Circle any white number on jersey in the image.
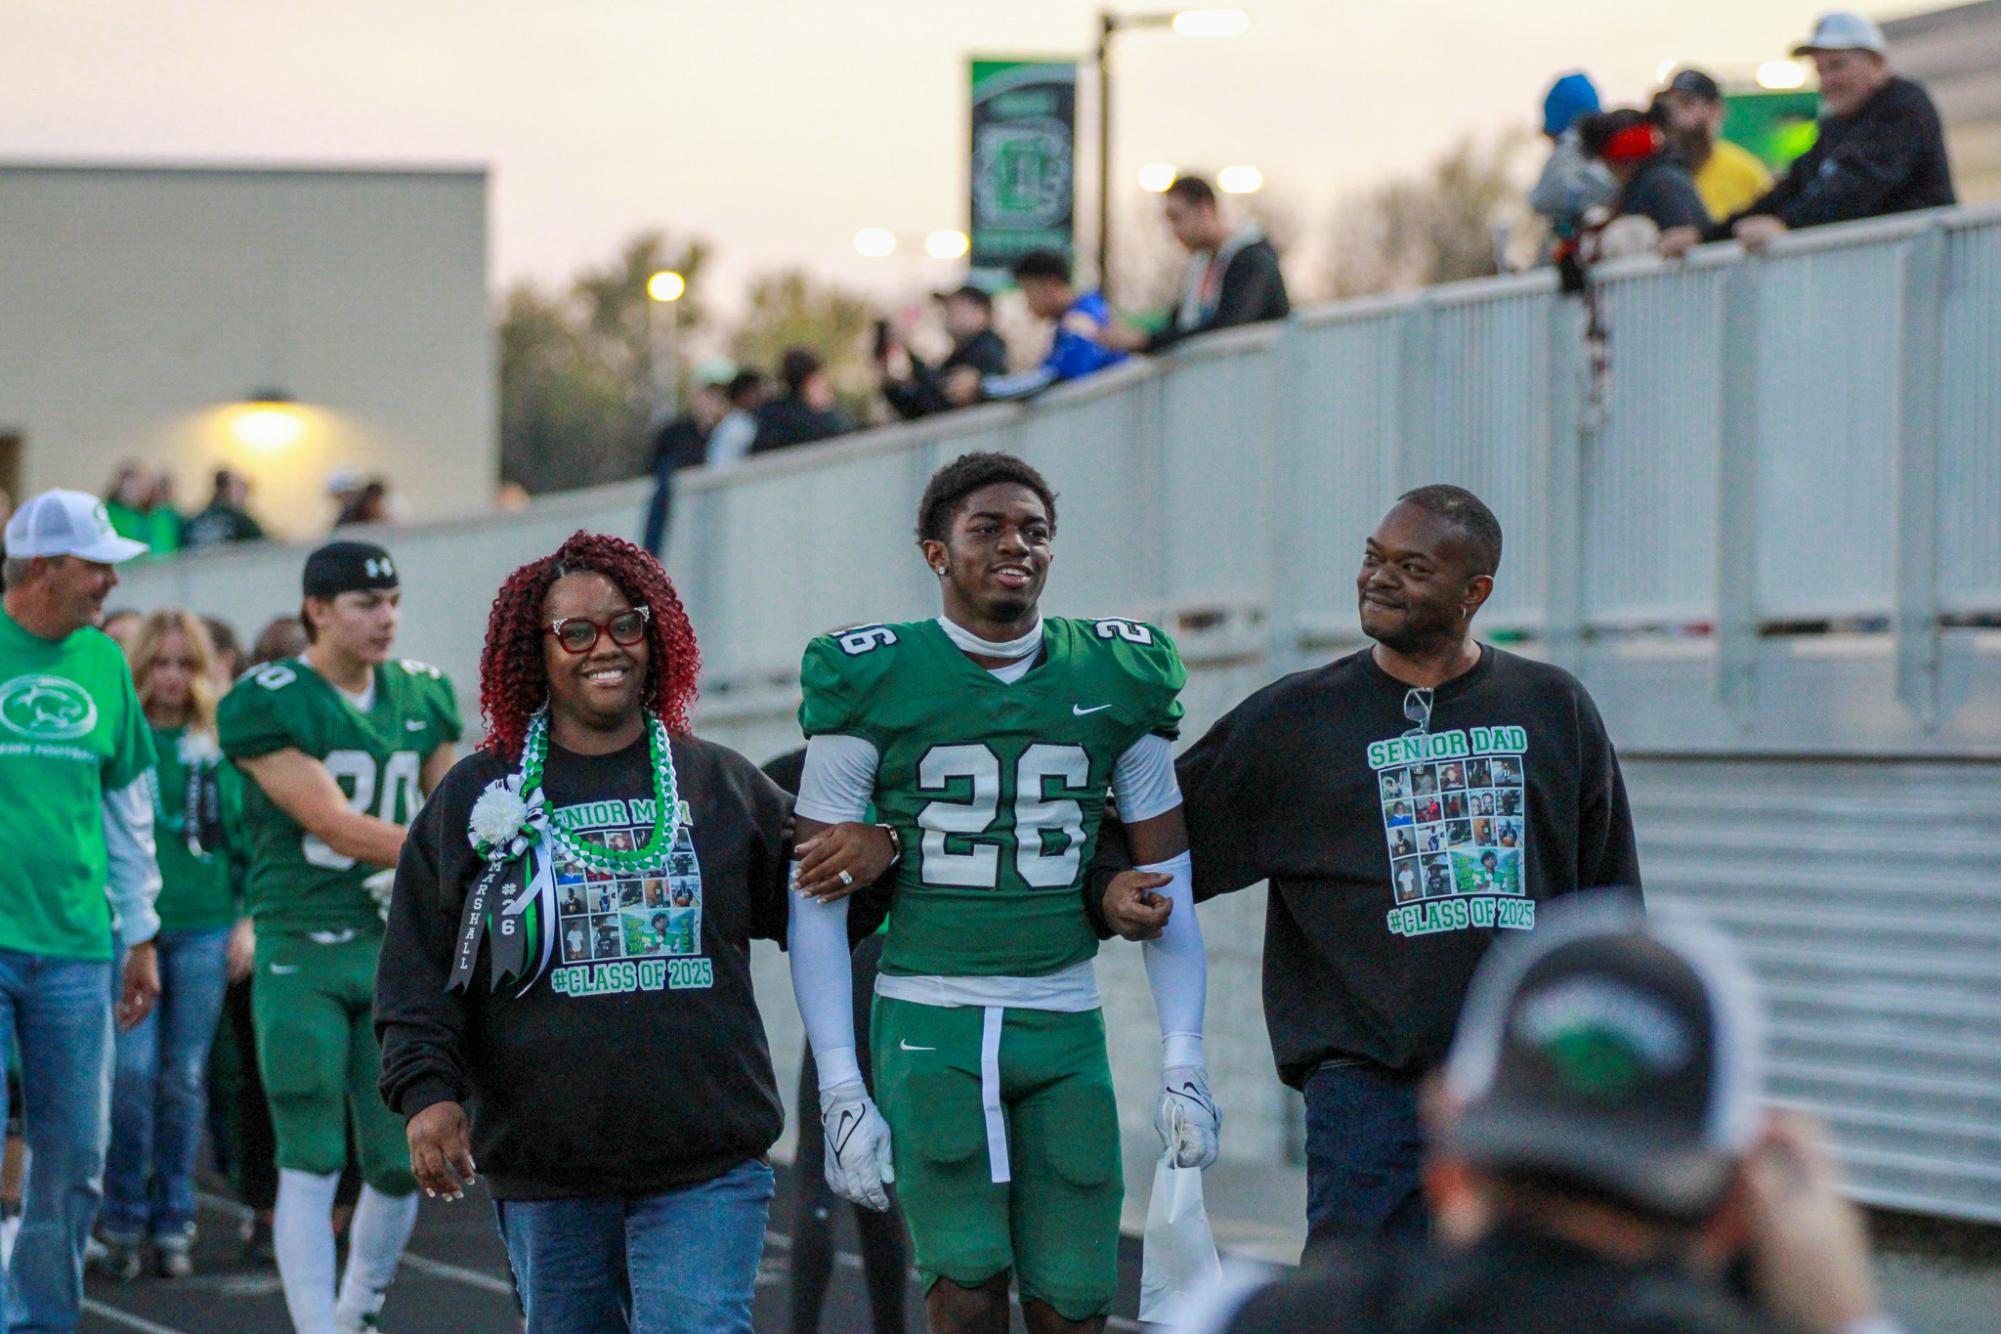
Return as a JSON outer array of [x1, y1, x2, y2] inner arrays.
[[1093, 618, 1154, 645], [400, 659, 444, 680], [837, 625, 899, 657], [914, 743, 1092, 890], [301, 748, 423, 870], [253, 663, 297, 690]]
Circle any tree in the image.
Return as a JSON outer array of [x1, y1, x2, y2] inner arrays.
[[1324, 135, 1537, 298], [498, 231, 711, 494], [726, 269, 877, 414]]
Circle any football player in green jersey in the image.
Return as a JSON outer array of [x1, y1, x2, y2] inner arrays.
[[217, 541, 460, 1334], [786, 453, 1219, 1333]]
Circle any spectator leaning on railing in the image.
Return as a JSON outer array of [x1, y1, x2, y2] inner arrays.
[[1530, 72, 1616, 250], [1577, 110, 1711, 258], [1668, 12, 1955, 258], [947, 250, 1126, 404], [1102, 174, 1290, 354], [1660, 69, 1774, 224], [878, 284, 1010, 420], [749, 349, 855, 456]]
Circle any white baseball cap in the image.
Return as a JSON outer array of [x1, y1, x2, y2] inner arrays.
[[4, 489, 150, 563], [1793, 12, 1888, 56]]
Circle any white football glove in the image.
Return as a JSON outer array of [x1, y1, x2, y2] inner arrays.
[[363, 868, 397, 922], [819, 1079, 896, 1212], [1156, 1065, 1221, 1169]]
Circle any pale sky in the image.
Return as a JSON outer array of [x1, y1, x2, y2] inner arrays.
[[3, 0, 1921, 307]]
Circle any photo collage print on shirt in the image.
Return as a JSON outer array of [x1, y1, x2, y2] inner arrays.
[[552, 805, 703, 968]]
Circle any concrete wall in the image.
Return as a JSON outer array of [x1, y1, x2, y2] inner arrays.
[[0, 163, 493, 538]]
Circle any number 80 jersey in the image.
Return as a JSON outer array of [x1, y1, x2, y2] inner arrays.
[[799, 617, 1184, 979], [219, 657, 462, 932]]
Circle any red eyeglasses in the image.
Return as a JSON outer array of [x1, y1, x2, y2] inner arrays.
[[545, 607, 651, 655]]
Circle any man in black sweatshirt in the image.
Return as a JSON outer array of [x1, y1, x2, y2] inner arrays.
[[1094, 485, 1640, 1257], [1103, 175, 1289, 354], [1682, 12, 1953, 255]]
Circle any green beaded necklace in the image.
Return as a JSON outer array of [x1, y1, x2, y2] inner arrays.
[[520, 708, 680, 875]]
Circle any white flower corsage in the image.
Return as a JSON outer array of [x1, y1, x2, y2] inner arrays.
[[468, 772, 547, 862], [177, 729, 222, 766]]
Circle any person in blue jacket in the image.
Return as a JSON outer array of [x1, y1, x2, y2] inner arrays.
[[947, 250, 1126, 403]]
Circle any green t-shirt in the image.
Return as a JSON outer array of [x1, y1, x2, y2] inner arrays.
[[799, 616, 1184, 978], [218, 655, 461, 932], [147, 723, 245, 931], [0, 606, 157, 960]]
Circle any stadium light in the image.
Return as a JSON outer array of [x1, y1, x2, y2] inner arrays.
[[1170, 8, 1252, 37], [646, 270, 686, 303], [1756, 59, 1808, 90], [1217, 165, 1263, 194], [230, 390, 305, 453], [925, 229, 971, 260], [1137, 162, 1178, 193], [853, 228, 898, 258], [1097, 8, 1251, 299]]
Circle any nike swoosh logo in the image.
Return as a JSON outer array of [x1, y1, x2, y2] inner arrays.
[[268, 963, 298, 975], [899, 1040, 936, 1052], [406, 720, 427, 731], [1072, 704, 1112, 716]]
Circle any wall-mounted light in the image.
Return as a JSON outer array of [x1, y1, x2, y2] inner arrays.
[[230, 389, 305, 452]]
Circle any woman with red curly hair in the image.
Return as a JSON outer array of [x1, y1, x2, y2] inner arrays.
[[374, 531, 797, 1334]]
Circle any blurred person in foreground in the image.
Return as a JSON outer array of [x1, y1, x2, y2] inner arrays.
[[0, 490, 161, 1331], [948, 251, 1127, 404], [1192, 905, 1899, 1334], [750, 349, 855, 456], [1530, 72, 1616, 252], [878, 286, 1010, 420], [96, 611, 249, 1281], [182, 469, 266, 551], [1659, 70, 1773, 226], [643, 372, 732, 557], [1577, 110, 1711, 257], [1103, 175, 1289, 354], [377, 531, 817, 1333], [1672, 13, 1954, 257]]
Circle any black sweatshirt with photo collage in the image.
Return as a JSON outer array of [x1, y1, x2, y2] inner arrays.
[[376, 731, 805, 1201], [1098, 643, 1641, 1088]]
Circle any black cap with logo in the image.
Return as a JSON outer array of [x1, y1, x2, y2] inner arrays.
[[1443, 902, 1765, 1221], [302, 541, 400, 599]]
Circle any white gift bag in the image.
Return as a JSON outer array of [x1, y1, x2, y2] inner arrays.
[[1138, 1153, 1221, 1326]]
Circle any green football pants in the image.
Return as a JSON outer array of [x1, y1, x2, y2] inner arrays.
[[250, 926, 415, 1195], [871, 995, 1122, 1321]]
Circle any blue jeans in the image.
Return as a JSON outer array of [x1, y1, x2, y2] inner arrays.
[[100, 926, 232, 1242], [494, 1158, 773, 1334], [1302, 1059, 1429, 1257], [0, 948, 115, 1333]]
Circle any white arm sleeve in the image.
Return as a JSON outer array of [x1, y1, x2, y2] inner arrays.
[[102, 776, 162, 949], [787, 877, 862, 1090], [1110, 733, 1181, 823], [1140, 850, 1206, 1068], [794, 733, 881, 825]]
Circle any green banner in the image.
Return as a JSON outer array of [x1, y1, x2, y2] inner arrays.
[[1722, 90, 1821, 170], [968, 58, 1077, 287]]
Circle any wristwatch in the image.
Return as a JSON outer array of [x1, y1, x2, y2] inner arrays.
[[875, 822, 903, 865]]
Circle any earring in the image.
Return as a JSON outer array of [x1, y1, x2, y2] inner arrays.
[[933, 565, 945, 575]]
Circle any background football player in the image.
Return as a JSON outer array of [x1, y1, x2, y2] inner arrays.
[[218, 542, 459, 1334]]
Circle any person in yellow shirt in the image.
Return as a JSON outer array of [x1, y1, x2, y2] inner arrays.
[[1661, 69, 1774, 223]]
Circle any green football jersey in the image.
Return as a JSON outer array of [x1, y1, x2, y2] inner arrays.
[[218, 656, 462, 932], [799, 617, 1184, 978]]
